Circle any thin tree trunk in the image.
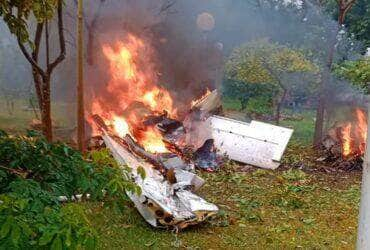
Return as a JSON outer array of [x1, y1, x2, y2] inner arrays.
[[31, 23, 44, 111], [16, 0, 65, 142], [43, 20, 53, 141], [313, 0, 357, 146], [41, 76, 52, 141], [77, 0, 86, 152], [32, 72, 43, 110]]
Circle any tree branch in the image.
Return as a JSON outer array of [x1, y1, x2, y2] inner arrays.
[[159, 0, 177, 15], [31, 23, 44, 105], [48, 0, 66, 74], [32, 23, 43, 62], [18, 39, 47, 79]]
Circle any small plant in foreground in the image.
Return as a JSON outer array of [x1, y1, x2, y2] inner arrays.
[[0, 131, 139, 249]]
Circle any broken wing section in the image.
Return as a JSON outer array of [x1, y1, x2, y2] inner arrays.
[[101, 131, 218, 229], [195, 116, 293, 169]]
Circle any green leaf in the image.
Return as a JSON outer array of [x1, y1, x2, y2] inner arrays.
[[0, 217, 12, 239], [137, 166, 146, 180], [63, 146, 69, 157], [51, 235, 63, 250], [39, 231, 56, 246], [11, 225, 21, 245], [85, 237, 96, 250], [65, 227, 72, 247]]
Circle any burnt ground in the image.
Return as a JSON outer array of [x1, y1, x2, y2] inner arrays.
[[85, 144, 361, 249]]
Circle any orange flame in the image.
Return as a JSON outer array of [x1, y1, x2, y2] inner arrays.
[[112, 116, 130, 138], [90, 34, 175, 153], [340, 108, 368, 158], [341, 123, 352, 157]]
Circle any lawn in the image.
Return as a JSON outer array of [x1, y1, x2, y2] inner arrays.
[[0, 98, 75, 134], [85, 162, 360, 249], [83, 98, 359, 248], [0, 97, 361, 249], [223, 97, 316, 145]]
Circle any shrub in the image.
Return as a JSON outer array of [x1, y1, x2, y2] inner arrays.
[[0, 131, 138, 249]]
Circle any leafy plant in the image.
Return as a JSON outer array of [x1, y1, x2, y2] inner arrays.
[[334, 58, 370, 93], [0, 131, 139, 248], [281, 169, 307, 182]]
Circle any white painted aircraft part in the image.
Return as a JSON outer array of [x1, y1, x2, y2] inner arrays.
[[206, 116, 293, 169]]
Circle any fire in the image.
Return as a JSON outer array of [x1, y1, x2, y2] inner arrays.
[[113, 116, 130, 138], [90, 33, 175, 153], [341, 123, 352, 157], [141, 126, 169, 153], [340, 108, 368, 158]]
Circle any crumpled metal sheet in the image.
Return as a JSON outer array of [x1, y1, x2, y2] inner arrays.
[[101, 131, 218, 229]]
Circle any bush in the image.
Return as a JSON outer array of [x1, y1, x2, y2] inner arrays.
[[0, 131, 138, 249], [222, 78, 276, 115]]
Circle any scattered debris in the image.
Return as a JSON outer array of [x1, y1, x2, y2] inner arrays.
[[321, 119, 365, 171], [193, 139, 219, 171], [93, 115, 218, 230]]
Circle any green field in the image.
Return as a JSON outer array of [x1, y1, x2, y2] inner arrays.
[[223, 97, 316, 145], [83, 99, 358, 249], [86, 165, 360, 249], [0, 98, 75, 136], [0, 97, 360, 249]]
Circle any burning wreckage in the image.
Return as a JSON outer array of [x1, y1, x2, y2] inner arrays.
[[321, 108, 368, 171], [88, 35, 293, 229], [90, 89, 294, 229]]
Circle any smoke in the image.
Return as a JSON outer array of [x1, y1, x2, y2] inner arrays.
[[0, 0, 366, 130], [80, 0, 364, 99]]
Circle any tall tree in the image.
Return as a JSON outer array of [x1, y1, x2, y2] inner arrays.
[[0, 0, 66, 141], [313, 0, 357, 146], [323, 0, 370, 49], [225, 40, 317, 124]]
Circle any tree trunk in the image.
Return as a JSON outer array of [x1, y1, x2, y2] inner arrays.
[[313, 21, 339, 145], [32, 71, 43, 110], [313, 0, 357, 146], [41, 76, 52, 141], [16, 0, 65, 142], [77, 0, 86, 152]]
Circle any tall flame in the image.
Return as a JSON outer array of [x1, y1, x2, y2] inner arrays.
[[340, 108, 368, 158], [90, 34, 175, 153], [341, 123, 352, 157]]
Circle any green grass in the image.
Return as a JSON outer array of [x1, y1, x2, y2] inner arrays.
[[0, 97, 358, 248], [0, 98, 75, 134], [280, 110, 316, 145], [85, 164, 360, 249], [223, 97, 243, 111], [223, 97, 316, 145]]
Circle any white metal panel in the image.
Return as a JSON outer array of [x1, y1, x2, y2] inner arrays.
[[249, 121, 294, 161], [207, 116, 293, 169]]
